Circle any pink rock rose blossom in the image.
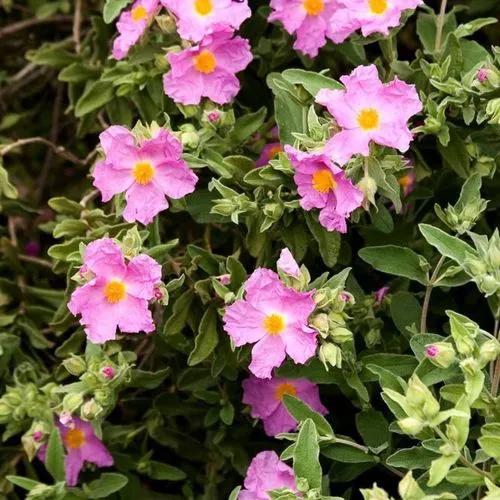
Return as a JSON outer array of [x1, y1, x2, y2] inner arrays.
[[256, 142, 283, 167], [330, 0, 422, 42], [239, 451, 297, 499], [242, 375, 327, 436], [374, 285, 390, 304], [269, 0, 341, 57], [92, 125, 198, 225], [39, 417, 113, 487], [161, 0, 251, 42], [223, 268, 317, 379], [286, 146, 363, 233], [277, 248, 301, 278], [163, 29, 252, 105], [112, 0, 160, 60], [316, 65, 422, 165], [68, 238, 162, 344]]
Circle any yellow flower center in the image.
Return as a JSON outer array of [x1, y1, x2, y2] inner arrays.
[[368, 0, 388, 15], [104, 280, 127, 304], [312, 169, 337, 193], [263, 313, 286, 336], [131, 5, 148, 22], [358, 108, 380, 130], [133, 161, 155, 185], [303, 0, 324, 15], [275, 382, 298, 401], [193, 50, 217, 74], [399, 175, 412, 189], [194, 0, 213, 16], [65, 428, 85, 449]]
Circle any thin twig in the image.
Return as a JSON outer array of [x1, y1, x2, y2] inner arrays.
[[434, 0, 448, 53], [0, 15, 73, 40], [73, 0, 83, 53], [18, 255, 53, 269], [0, 137, 85, 166], [420, 256, 446, 333], [79, 189, 99, 207]]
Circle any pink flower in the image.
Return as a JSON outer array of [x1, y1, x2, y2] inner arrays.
[[256, 142, 283, 167], [59, 411, 74, 427], [40, 418, 113, 487], [242, 375, 327, 436], [218, 274, 231, 285], [286, 146, 363, 233], [331, 0, 422, 41], [68, 238, 162, 344], [425, 344, 439, 358], [374, 286, 390, 304], [161, 0, 251, 42], [399, 168, 416, 197], [33, 431, 44, 442], [163, 29, 253, 105], [239, 451, 297, 499], [476, 67, 489, 83], [316, 65, 422, 165], [277, 248, 301, 278], [92, 125, 198, 225], [112, 0, 160, 60], [223, 268, 317, 379], [269, 0, 339, 57]]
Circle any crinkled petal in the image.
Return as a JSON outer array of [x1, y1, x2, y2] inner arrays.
[[249, 335, 286, 379], [83, 238, 126, 279], [64, 451, 84, 487], [242, 376, 281, 419], [277, 248, 300, 278], [282, 324, 317, 365], [125, 254, 162, 299], [153, 159, 198, 199], [223, 300, 266, 347], [117, 296, 155, 334], [92, 160, 133, 203], [123, 182, 168, 225]]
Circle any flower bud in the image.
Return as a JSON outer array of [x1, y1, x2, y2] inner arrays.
[[424, 342, 456, 369], [314, 289, 333, 309], [81, 399, 103, 420], [62, 392, 84, 414], [330, 326, 353, 344], [357, 176, 377, 208], [398, 417, 425, 435], [310, 313, 329, 336], [179, 125, 200, 149], [62, 356, 86, 376], [0, 401, 12, 422], [263, 202, 284, 220], [479, 339, 500, 365], [460, 357, 480, 376], [406, 375, 437, 412], [478, 274, 499, 297], [101, 365, 115, 380], [155, 14, 177, 34], [319, 343, 342, 370]]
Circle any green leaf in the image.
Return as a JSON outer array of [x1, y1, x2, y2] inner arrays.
[[188, 306, 219, 366], [103, 0, 132, 23], [359, 246, 429, 285], [45, 427, 65, 482], [145, 461, 186, 481], [0, 161, 18, 199], [228, 486, 241, 500], [6, 476, 40, 491], [428, 454, 460, 487], [293, 419, 322, 490], [390, 292, 422, 335], [129, 368, 170, 389], [282, 69, 342, 96], [386, 447, 439, 470], [282, 395, 334, 437], [85, 473, 129, 498], [355, 409, 390, 449], [75, 81, 115, 118], [454, 17, 497, 39], [229, 107, 266, 145], [446, 467, 484, 486], [419, 224, 475, 264], [305, 212, 341, 268], [322, 444, 375, 464]]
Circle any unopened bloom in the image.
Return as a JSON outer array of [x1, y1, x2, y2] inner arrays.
[[477, 67, 489, 83], [242, 375, 327, 436], [239, 451, 297, 499], [331, 0, 422, 41], [112, 0, 160, 60], [286, 146, 363, 233], [92, 126, 198, 225], [40, 418, 113, 486], [101, 366, 115, 380], [161, 0, 251, 42], [33, 430, 44, 442], [269, 0, 339, 57], [68, 238, 162, 344], [223, 268, 317, 378], [316, 65, 422, 165], [374, 286, 390, 304], [277, 248, 301, 278], [163, 29, 253, 105], [424, 342, 456, 369]]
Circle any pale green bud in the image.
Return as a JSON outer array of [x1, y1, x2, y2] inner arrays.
[[0, 401, 12, 422], [398, 417, 425, 435], [310, 313, 329, 336], [155, 14, 177, 34], [262, 202, 284, 221], [80, 399, 103, 420], [314, 289, 334, 309], [464, 257, 487, 276], [62, 392, 84, 413], [460, 357, 480, 376], [479, 339, 500, 365], [478, 274, 499, 296], [330, 326, 353, 344], [319, 343, 342, 370], [360, 484, 391, 500], [424, 342, 456, 369], [94, 388, 113, 406], [179, 124, 200, 149], [422, 397, 440, 420], [358, 176, 377, 208], [62, 356, 86, 376], [406, 375, 436, 408]]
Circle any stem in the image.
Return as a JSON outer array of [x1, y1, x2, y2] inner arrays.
[[0, 15, 73, 40], [0, 137, 85, 165], [333, 437, 369, 453], [492, 360, 500, 397], [18, 255, 53, 269], [420, 256, 446, 333], [152, 216, 161, 246], [434, 0, 448, 53], [79, 189, 99, 207], [73, 0, 83, 53]]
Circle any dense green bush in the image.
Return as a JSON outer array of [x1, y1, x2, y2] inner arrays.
[[0, 0, 499, 498]]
